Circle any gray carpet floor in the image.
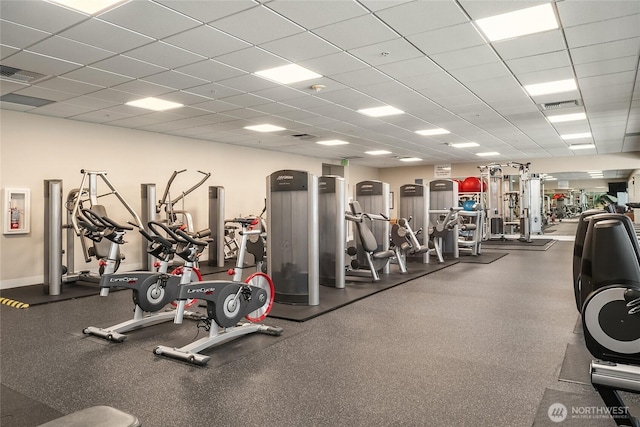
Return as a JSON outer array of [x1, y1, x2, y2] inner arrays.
[[2, 229, 629, 426]]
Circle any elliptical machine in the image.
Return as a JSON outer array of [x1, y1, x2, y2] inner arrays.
[[154, 217, 282, 365], [574, 210, 640, 426], [82, 214, 201, 342]]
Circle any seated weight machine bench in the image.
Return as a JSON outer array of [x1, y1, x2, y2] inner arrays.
[[345, 201, 400, 282]]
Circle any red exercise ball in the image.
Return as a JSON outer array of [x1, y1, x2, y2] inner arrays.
[[461, 177, 482, 192]]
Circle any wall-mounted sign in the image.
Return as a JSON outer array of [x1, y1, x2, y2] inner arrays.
[[434, 164, 451, 178]]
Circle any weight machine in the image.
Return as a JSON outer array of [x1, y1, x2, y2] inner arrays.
[[478, 162, 542, 242]]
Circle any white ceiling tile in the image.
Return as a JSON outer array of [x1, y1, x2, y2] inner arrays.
[[313, 15, 399, 50], [407, 23, 486, 55], [1, 44, 20, 60], [72, 109, 130, 123], [564, 15, 640, 48], [449, 61, 512, 83], [249, 102, 296, 115], [99, 1, 200, 39], [465, 76, 526, 101], [191, 99, 244, 113], [570, 37, 640, 65], [493, 30, 566, 60], [91, 55, 166, 79], [0, 20, 51, 49], [359, 1, 414, 12], [300, 52, 369, 77], [218, 74, 280, 92], [184, 82, 243, 99], [61, 67, 131, 87], [357, 80, 410, 100], [82, 89, 136, 105], [142, 70, 209, 91], [266, 0, 368, 29], [458, 0, 548, 20], [111, 80, 174, 97], [331, 68, 391, 88], [0, 78, 28, 95], [574, 56, 639, 78], [30, 101, 98, 118], [377, 57, 441, 80], [579, 70, 636, 88], [15, 85, 76, 102], [215, 47, 288, 73], [430, 44, 500, 70], [212, 6, 304, 45], [260, 32, 341, 62], [2, 50, 81, 76], [28, 36, 114, 65], [164, 25, 252, 58], [315, 88, 376, 110], [124, 42, 205, 69], [275, 109, 320, 122], [0, 0, 87, 33], [582, 82, 634, 104], [557, 1, 640, 27], [348, 38, 423, 66], [253, 85, 307, 102], [516, 66, 575, 86], [176, 60, 246, 83], [64, 95, 119, 109], [219, 93, 273, 108], [59, 18, 154, 53], [506, 50, 572, 75], [157, 0, 258, 23], [107, 115, 169, 129], [35, 77, 103, 94], [375, 0, 469, 36]]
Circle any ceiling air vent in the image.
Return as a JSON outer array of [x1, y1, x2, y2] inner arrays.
[[291, 133, 316, 140], [0, 93, 55, 107], [539, 99, 583, 110], [0, 65, 48, 83]]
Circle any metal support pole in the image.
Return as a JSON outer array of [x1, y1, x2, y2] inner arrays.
[[44, 180, 62, 295], [140, 184, 156, 271]]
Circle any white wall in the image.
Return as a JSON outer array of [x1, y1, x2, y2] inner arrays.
[[380, 153, 640, 214], [0, 110, 377, 288]]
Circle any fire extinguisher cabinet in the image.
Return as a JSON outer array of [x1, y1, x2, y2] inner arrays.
[[3, 188, 30, 234]]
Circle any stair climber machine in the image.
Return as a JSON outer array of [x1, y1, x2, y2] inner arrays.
[[44, 170, 144, 296], [82, 214, 202, 342], [574, 210, 640, 426], [154, 217, 283, 365]]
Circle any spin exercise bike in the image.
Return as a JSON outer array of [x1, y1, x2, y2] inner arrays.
[[82, 213, 201, 342], [154, 217, 282, 365]]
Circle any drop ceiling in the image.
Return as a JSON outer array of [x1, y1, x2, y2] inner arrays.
[[0, 0, 639, 168]]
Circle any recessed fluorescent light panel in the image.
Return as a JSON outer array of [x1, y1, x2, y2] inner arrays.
[[358, 106, 404, 117], [399, 157, 422, 162], [476, 152, 500, 157], [475, 3, 558, 42], [254, 64, 322, 84], [569, 143, 595, 150], [125, 97, 183, 111], [547, 112, 587, 123], [545, 177, 557, 181], [450, 142, 479, 148], [244, 124, 286, 132], [524, 79, 577, 96], [365, 150, 392, 155], [47, 0, 125, 14], [562, 132, 592, 140], [415, 128, 450, 136], [316, 140, 349, 146]]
